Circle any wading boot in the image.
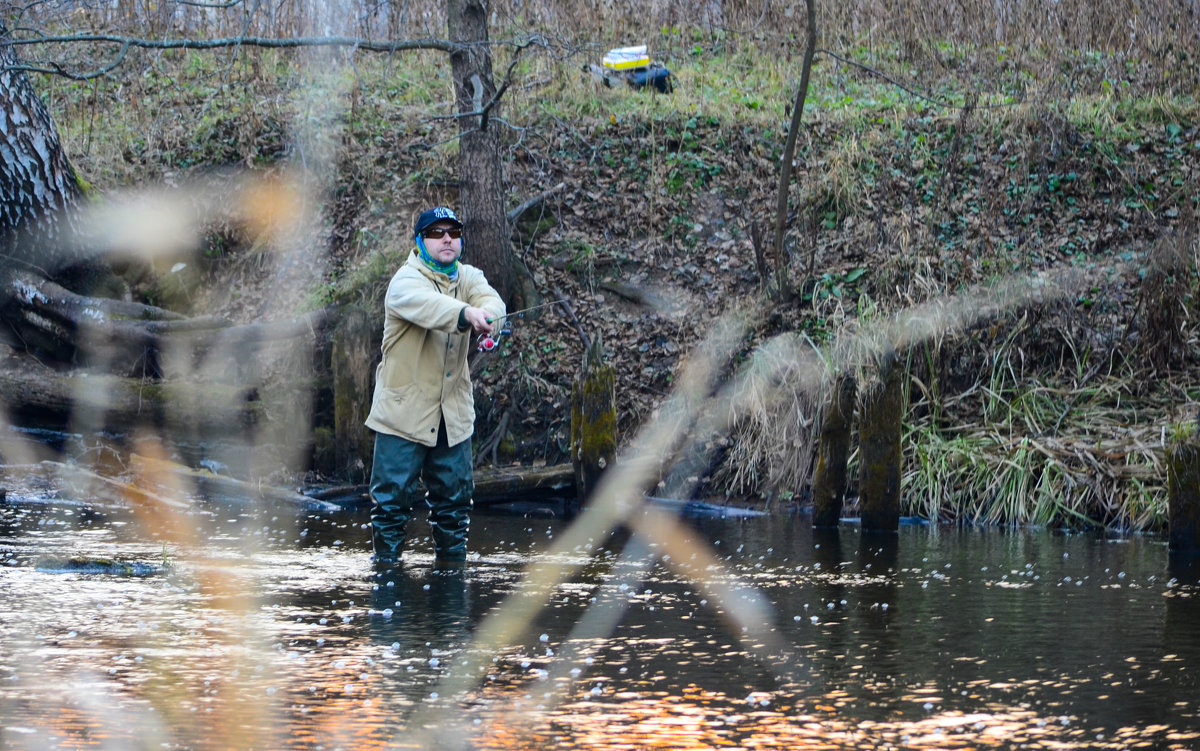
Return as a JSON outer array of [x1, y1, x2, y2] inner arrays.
[[425, 437, 474, 563], [369, 432, 424, 565], [430, 501, 470, 562], [369, 493, 412, 564], [370, 524, 405, 567]]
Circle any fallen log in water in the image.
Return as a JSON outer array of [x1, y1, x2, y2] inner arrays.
[[44, 459, 190, 510], [0, 307, 327, 439], [300, 462, 578, 509], [0, 355, 265, 436], [7, 457, 574, 514], [645, 496, 767, 518], [129, 453, 344, 512], [26, 458, 342, 513], [474, 462, 577, 504]]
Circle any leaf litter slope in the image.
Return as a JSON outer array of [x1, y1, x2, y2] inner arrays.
[[48, 54, 1200, 522]]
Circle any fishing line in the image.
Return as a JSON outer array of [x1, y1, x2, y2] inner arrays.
[[488, 300, 564, 322], [478, 300, 565, 351]]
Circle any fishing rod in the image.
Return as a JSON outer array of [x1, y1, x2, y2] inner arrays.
[[486, 300, 564, 323], [478, 300, 565, 351]]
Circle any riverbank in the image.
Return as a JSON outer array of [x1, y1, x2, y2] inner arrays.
[[26, 34, 1200, 530]]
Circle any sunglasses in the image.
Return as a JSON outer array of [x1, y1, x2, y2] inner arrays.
[[422, 227, 462, 240]]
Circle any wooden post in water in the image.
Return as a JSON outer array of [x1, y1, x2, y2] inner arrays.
[[1167, 432, 1200, 553], [812, 372, 856, 527], [330, 306, 375, 483], [571, 333, 616, 504], [858, 349, 904, 532]]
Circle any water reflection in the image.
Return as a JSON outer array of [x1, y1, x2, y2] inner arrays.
[[2, 481, 1199, 749]]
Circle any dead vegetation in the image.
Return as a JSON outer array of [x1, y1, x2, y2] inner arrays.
[[6, 0, 1200, 528]]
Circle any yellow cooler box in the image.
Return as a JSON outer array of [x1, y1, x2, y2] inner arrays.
[[603, 45, 651, 71]]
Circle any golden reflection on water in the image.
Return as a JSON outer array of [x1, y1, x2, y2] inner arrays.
[[11, 674, 1197, 751], [4, 547, 1199, 751], [459, 685, 1199, 751]]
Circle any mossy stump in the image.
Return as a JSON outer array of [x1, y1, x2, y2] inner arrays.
[[331, 306, 374, 483], [1167, 436, 1200, 553], [812, 372, 856, 528], [858, 350, 904, 532], [570, 334, 616, 503]]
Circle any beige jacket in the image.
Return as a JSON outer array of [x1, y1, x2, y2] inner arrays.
[[364, 251, 505, 447]]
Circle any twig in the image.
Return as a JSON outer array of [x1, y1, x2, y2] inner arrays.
[[551, 286, 590, 351]]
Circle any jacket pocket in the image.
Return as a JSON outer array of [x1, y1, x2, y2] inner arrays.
[[372, 384, 418, 425], [378, 384, 416, 406]]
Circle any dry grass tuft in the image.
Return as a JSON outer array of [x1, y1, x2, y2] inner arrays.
[[1135, 228, 1197, 374]]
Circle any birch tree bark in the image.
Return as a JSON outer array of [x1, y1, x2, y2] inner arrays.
[[0, 20, 87, 287]]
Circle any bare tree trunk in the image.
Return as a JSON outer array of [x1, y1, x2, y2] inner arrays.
[[331, 305, 376, 482], [0, 21, 87, 284], [446, 0, 515, 303], [768, 0, 817, 299]]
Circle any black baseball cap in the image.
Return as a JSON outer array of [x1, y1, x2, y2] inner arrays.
[[414, 207, 463, 238]]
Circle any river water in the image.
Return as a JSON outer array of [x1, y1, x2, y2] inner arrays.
[[2, 457, 1199, 750]]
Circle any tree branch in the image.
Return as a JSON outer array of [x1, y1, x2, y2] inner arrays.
[[816, 48, 948, 107], [19, 40, 132, 81], [507, 181, 565, 224], [816, 48, 1016, 111], [551, 287, 590, 351], [479, 36, 541, 131], [176, 0, 244, 7], [0, 34, 462, 79]]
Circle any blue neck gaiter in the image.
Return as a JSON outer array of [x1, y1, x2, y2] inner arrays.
[[416, 236, 459, 280]]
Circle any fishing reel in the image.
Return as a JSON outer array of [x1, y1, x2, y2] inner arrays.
[[475, 301, 560, 352], [476, 324, 512, 352]]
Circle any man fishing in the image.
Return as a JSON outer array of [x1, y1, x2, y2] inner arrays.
[[365, 207, 506, 565]]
